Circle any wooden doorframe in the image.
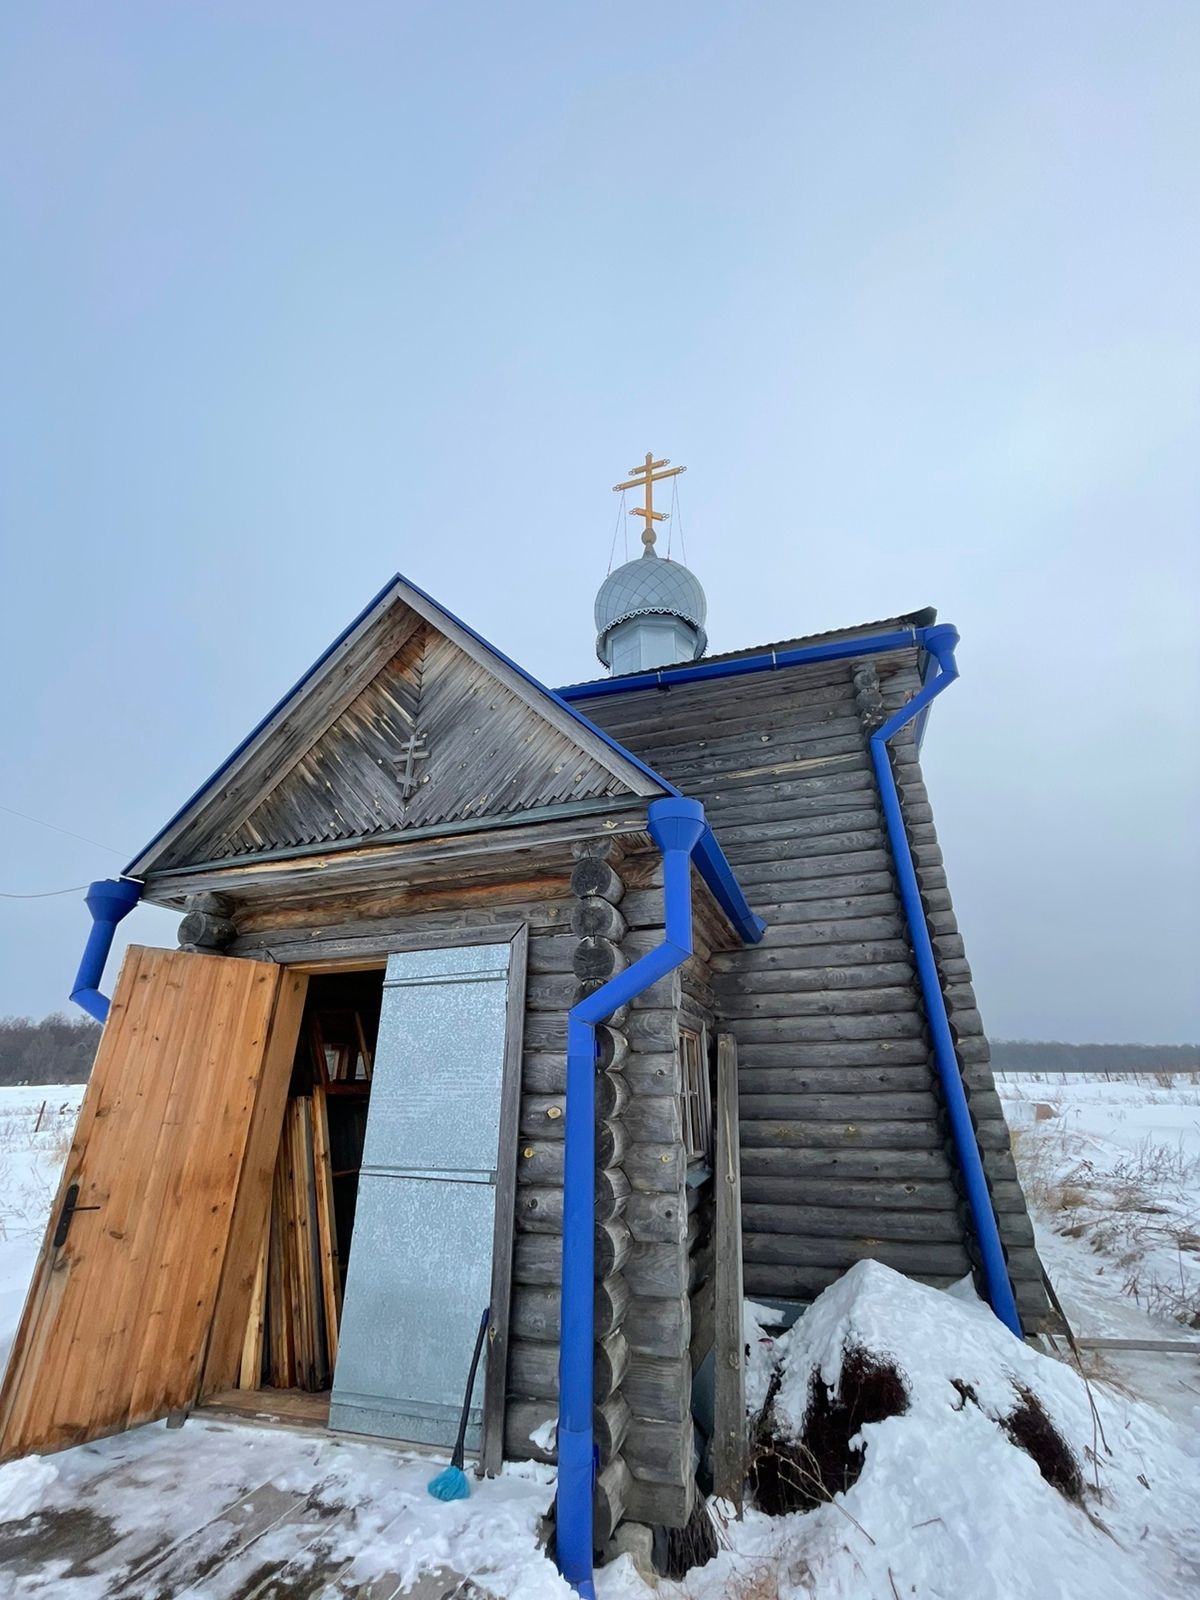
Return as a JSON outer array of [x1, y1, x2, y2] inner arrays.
[[276, 922, 528, 1477]]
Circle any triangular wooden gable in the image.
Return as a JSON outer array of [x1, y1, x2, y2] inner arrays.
[[132, 578, 663, 876]]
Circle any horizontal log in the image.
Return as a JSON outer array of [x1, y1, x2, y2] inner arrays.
[[625, 1241, 692, 1299], [741, 1202, 964, 1243], [507, 1331, 629, 1402], [573, 936, 627, 983], [742, 1260, 959, 1302], [573, 896, 628, 941], [594, 1455, 631, 1547], [625, 1190, 689, 1245], [713, 961, 914, 995], [731, 1039, 931, 1068], [738, 1146, 954, 1180], [624, 1474, 694, 1530], [622, 1142, 687, 1193], [736, 1065, 934, 1095], [510, 1277, 628, 1342], [570, 856, 625, 905], [739, 1119, 945, 1151], [520, 1094, 566, 1137], [506, 1391, 630, 1466], [621, 1096, 684, 1145], [624, 1010, 679, 1050], [710, 940, 915, 974], [517, 1143, 630, 1212], [624, 1353, 692, 1423], [625, 1416, 694, 1485], [728, 1012, 927, 1045], [741, 1233, 971, 1275], [512, 1221, 629, 1285], [738, 1091, 938, 1122], [738, 1174, 965, 1210], [716, 987, 921, 1021], [623, 1052, 682, 1097], [624, 1294, 690, 1357]]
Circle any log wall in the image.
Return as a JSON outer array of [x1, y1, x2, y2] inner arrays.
[[587, 651, 1052, 1331]]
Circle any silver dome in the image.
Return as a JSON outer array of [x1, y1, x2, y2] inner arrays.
[[594, 550, 708, 665]]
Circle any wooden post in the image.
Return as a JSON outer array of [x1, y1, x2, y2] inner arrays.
[[712, 1032, 746, 1512]]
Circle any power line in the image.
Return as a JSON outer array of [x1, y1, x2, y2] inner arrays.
[[0, 803, 125, 857], [0, 885, 91, 899]]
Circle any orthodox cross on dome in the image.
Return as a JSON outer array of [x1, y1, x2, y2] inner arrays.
[[612, 452, 686, 553], [396, 729, 428, 801]]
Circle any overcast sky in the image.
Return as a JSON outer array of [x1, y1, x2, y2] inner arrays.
[[1, 3, 1197, 1043]]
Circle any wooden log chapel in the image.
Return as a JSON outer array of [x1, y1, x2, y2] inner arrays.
[[0, 453, 1050, 1583]]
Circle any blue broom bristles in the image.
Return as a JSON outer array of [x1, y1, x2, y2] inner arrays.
[[427, 1462, 471, 1501]]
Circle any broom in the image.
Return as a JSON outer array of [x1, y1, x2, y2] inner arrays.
[[427, 1307, 490, 1501]]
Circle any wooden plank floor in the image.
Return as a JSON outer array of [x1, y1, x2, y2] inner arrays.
[[0, 1468, 496, 1600]]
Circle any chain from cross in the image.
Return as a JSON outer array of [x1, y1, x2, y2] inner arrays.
[[396, 729, 429, 800], [612, 452, 686, 551]]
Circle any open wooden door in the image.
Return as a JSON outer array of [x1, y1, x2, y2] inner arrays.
[[0, 945, 306, 1461]]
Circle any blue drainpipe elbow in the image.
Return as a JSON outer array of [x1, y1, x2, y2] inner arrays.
[[70, 877, 143, 1022], [868, 626, 1023, 1338], [556, 797, 708, 1598]]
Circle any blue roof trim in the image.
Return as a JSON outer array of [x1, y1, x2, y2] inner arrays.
[[121, 571, 768, 949]]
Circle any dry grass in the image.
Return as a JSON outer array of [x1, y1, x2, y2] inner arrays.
[[1009, 1105, 1200, 1328]]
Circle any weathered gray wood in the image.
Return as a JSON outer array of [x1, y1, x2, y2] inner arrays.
[[737, 1065, 933, 1095], [742, 1202, 965, 1242], [506, 1392, 630, 1466], [570, 856, 626, 904], [572, 896, 629, 941], [712, 1033, 745, 1510], [507, 1331, 629, 1401], [572, 936, 627, 983], [739, 1119, 946, 1151], [621, 1096, 684, 1145], [739, 1091, 938, 1122], [512, 1223, 630, 1285], [593, 1455, 632, 1545], [510, 1277, 628, 1341], [714, 960, 914, 993], [625, 1242, 693, 1299], [623, 1353, 691, 1422], [739, 1145, 953, 1180], [624, 1295, 690, 1357], [730, 1012, 927, 1045], [732, 1039, 931, 1067], [716, 986, 922, 1020], [622, 1051, 681, 1097], [622, 1143, 687, 1193], [625, 1191, 689, 1245], [741, 1234, 972, 1273], [625, 1417, 694, 1484], [624, 1474, 694, 1528], [177, 907, 237, 951], [480, 924, 527, 1477], [737, 1175, 995, 1211]]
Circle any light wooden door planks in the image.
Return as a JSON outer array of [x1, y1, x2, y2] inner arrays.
[[0, 945, 304, 1460]]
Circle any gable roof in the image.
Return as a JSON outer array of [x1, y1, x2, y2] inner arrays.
[[124, 573, 670, 879]]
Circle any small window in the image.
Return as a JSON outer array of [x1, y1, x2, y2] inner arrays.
[[680, 1027, 712, 1161]]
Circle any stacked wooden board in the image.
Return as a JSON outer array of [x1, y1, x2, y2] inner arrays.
[[239, 1088, 342, 1391]]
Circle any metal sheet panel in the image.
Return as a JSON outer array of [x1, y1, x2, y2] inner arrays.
[[329, 941, 512, 1446]]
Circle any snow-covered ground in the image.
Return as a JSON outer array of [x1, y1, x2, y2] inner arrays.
[[0, 1086, 84, 1374], [0, 1079, 1196, 1598], [999, 1074, 1200, 1336]]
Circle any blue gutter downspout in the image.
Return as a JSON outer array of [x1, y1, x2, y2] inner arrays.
[[69, 878, 143, 1022], [868, 625, 1023, 1338], [556, 796, 764, 1597]]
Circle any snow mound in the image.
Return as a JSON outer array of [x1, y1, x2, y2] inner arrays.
[[611, 1261, 1200, 1600]]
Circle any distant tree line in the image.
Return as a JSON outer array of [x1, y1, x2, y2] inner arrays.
[[0, 1013, 1196, 1087], [990, 1039, 1199, 1072], [0, 1014, 101, 1085]]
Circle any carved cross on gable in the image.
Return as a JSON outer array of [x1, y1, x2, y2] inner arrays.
[[396, 729, 429, 800]]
